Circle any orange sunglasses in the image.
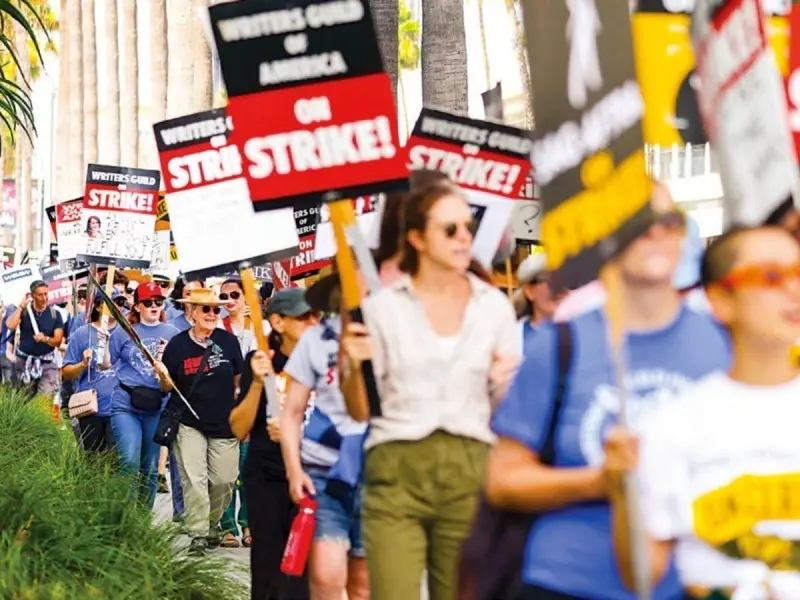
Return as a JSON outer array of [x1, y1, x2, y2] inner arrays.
[[717, 262, 800, 291]]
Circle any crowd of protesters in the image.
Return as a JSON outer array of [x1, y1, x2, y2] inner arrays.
[[3, 170, 799, 600]]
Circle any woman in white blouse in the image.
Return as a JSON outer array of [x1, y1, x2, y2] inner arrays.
[[340, 179, 520, 600]]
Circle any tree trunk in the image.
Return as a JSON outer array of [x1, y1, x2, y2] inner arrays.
[[191, 6, 212, 113], [54, 0, 70, 197], [67, 0, 84, 196], [506, 1, 533, 129], [14, 21, 32, 252], [146, 0, 168, 170], [119, 0, 139, 166], [82, 0, 98, 166], [421, 0, 468, 112], [103, 0, 120, 164], [167, 0, 195, 118], [369, 0, 398, 94], [477, 0, 491, 90]]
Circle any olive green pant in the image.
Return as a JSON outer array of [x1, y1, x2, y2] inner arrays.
[[362, 431, 489, 600]]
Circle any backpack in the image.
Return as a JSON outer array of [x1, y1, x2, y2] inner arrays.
[[457, 320, 574, 600]]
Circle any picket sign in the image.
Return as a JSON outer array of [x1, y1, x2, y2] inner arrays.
[[208, 0, 409, 211], [787, 2, 800, 159], [693, 0, 800, 225], [55, 198, 84, 264], [78, 164, 161, 269], [313, 196, 379, 261], [153, 108, 299, 280], [0, 265, 41, 305]]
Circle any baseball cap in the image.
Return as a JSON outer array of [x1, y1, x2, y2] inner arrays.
[[267, 288, 312, 318], [517, 253, 547, 285], [135, 282, 166, 303]]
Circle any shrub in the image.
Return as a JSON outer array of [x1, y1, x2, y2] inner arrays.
[[0, 389, 246, 599]]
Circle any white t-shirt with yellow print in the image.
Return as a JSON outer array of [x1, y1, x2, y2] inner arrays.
[[639, 372, 800, 600]]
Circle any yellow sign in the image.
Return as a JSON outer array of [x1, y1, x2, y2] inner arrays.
[[693, 473, 800, 570], [633, 10, 789, 147], [155, 194, 170, 232], [169, 244, 178, 262]]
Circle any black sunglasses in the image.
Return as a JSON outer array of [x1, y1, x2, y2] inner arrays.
[[113, 297, 129, 308], [155, 281, 170, 289], [77, 290, 87, 300], [219, 291, 241, 301], [650, 210, 686, 231], [200, 306, 222, 315], [442, 220, 477, 239], [141, 299, 165, 308], [125, 287, 136, 295]]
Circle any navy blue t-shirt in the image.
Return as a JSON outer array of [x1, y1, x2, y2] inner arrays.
[[18, 306, 64, 357], [492, 305, 731, 600]]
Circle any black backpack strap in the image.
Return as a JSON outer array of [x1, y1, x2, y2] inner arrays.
[[538, 321, 574, 465]]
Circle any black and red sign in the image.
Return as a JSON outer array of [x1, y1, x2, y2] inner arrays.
[[208, 0, 408, 210], [154, 108, 300, 279], [45, 205, 57, 239], [406, 108, 532, 199]]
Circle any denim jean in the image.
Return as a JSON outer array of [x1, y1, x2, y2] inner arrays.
[[220, 441, 249, 535], [111, 408, 161, 509], [169, 446, 184, 520]]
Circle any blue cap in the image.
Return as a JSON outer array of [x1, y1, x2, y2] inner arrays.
[[673, 215, 703, 290]]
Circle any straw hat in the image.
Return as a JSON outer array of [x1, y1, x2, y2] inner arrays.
[[176, 288, 226, 306]]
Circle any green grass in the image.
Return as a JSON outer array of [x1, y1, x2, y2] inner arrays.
[[0, 388, 247, 599]]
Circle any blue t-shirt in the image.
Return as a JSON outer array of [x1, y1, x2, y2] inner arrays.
[[492, 305, 731, 600], [110, 321, 179, 413], [68, 311, 87, 337], [168, 312, 192, 333], [284, 316, 367, 469], [0, 304, 16, 355], [165, 301, 182, 321], [63, 324, 118, 417]]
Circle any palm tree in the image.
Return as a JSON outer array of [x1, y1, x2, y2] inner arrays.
[[398, 0, 420, 137], [103, 0, 120, 164], [146, 0, 168, 170], [167, 0, 194, 118], [13, 19, 31, 252], [369, 0, 398, 93], [54, 0, 69, 186], [505, 0, 532, 128], [67, 0, 84, 195], [421, 0, 468, 112], [82, 0, 98, 165], [119, 0, 138, 166], [192, 9, 212, 113]]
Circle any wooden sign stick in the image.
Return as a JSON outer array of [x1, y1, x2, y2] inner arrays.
[[600, 262, 651, 600]]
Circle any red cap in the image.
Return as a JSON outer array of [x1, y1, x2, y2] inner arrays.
[[136, 282, 166, 303]]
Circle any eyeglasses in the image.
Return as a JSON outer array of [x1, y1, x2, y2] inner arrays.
[[439, 220, 477, 239], [155, 281, 170, 289], [125, 287, 136, 295], [141, 298, 165, 308], [200, 306, 222, 315], [77, 291, 87, 300], [717, 262, 800, 291], [649, 210, 687, 232], [113, 297, 128, 308], [219, 291, 241, 301]]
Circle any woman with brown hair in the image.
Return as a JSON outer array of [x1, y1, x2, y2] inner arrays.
[[339, 180, 520, 600]]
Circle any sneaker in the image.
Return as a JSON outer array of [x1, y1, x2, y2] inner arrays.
[[188, 537, 208, 556], [206, 532, 222, 549], [157, 474, 169, 494]]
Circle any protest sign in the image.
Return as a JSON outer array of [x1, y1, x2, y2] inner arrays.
[[154, 108, 299, 279], [523, 0, 653, 290], [693, 0, 800, 226], [1, 265, 41, 304], [45, 205, 57, 239], [55, 198, 84, 263], [788, 1, 800, 158], [77, 164, 161, 268], [275, 204, 335, 279], [634, 0, 789, 146], [208, 0, 408, 210], [404, 108, 532, 268], [314, 196, 379, 260], [1, 247, 14, 268], [511, 174, 541, 241], [40, 263, 61, 282]]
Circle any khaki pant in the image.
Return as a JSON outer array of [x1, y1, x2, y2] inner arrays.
[[363, 431, 489, 600], [173, 425, 240, 539]]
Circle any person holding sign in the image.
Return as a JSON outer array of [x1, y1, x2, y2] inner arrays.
[[107, 282, 179, 509], [610, 225, 800, 600], [340, 180, 519, 600], [485, 188, 730, 600], [161, 288, 243, 557], [62, 293, 119, 453], [6, 280, 65, 399], [230, 289, 317, 600]]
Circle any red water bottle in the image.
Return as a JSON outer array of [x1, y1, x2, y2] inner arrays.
[[281, 496, 318, 576]]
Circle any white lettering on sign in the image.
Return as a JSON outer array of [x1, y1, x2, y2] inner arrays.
[[87, 190, 156, 212], [407, 145, 522, 195], [90, 170, 157, 186], [244, 117, 396, 178], [532, 80, 643, 186], [295, 97, 333, 125], [260, 52, 347, 85], [420, 117, 488, 145], [304, 1, 364, 28], [168, 145, 244, 189], [158, 117, 233, 147]]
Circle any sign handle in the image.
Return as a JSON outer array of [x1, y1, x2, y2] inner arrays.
[[329, 200, 382, 418], [240, 268, 280, 417], [95, 265, 116, 361], [600, 262, 651, 600], [505, 258, 514, 301]]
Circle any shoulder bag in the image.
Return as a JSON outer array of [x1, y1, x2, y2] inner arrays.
[[153, 345, 213, 447], [457, 321, 574, 600], [68, 330, 99, 419]]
